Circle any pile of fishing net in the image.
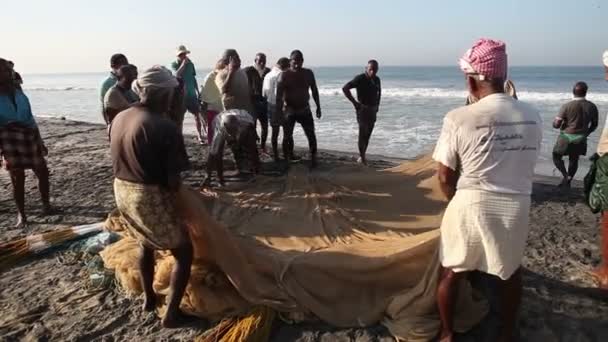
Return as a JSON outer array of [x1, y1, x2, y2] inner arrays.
[[100, 155, 487, 341]]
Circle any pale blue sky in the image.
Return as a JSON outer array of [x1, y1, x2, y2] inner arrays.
[[4, 0, 607, 73]]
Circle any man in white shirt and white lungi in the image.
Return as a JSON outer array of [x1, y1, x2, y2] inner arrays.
[[432, 38, 543, 342]]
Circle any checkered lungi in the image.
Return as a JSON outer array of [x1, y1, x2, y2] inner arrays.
[[0, 124, 47, 170]]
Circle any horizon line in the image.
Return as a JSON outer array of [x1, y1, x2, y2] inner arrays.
[[23, 64, 603, 76]]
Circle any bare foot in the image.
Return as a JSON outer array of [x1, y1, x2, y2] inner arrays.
[[42, 203, 54, 215], [16, 214, 27, 228], [590, 267, 608, 289], [439, 332, 454, 342], [558, 178, 570, 188], [162, 309, 197, 328], [142, 296, 156, 312], [310, 156, 318, 169], [357, 157, 368, 165]]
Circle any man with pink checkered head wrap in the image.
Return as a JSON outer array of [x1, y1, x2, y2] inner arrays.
[[432, 39, 543, 342]]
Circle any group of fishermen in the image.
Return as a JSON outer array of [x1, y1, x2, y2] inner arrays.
[[99, 47, 382, 187], [2, 42, 608, 340]]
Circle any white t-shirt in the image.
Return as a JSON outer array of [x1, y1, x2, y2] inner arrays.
[[262, 66, 282, 106], [433, 93, 543, 195], [201, 71, 224, 113]]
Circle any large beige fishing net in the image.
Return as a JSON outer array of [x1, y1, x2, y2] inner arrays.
[[101, 155, 487, 341]]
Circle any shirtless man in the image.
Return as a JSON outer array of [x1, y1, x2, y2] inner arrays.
[[275, 50, 322, 168]]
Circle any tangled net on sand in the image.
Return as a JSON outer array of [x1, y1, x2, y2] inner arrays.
[[101, 155, 488, 342]]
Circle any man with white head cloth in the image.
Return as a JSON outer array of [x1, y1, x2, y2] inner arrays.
[[587, 50, 608, 289], [432, 39, 542, 341], [109, 66, 193, 328]]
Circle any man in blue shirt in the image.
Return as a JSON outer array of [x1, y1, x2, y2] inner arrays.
[[0, 58, 51, 228], [171, 45, 203, 143]]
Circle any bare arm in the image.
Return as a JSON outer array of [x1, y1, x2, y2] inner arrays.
[[175, 59, 188, 78], [437, 163, 459, 201], [309, 70, 321, 118], [275, 74, 285, 115], [553, 105, 567, 129], [552, 117, 564, 129], [105, 108, 120, 124], [377, 78, 382, 107], [342, 80, 359, 109]]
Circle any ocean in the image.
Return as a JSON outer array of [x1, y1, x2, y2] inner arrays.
[[22, 66, 608, 179]]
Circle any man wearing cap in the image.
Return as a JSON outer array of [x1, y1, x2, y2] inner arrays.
[[171, 45, 203, 143], [432, 39, 542, 342], [110, 66, 192, 328], [103, 64, 139, 124], [552, 82, 599, 187], [588, 51, 608, 289], [100, 53, 129, 124]]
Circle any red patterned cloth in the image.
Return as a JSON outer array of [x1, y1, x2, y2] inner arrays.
[[0, 124, 47, 170], [459, 38, 508, 80]]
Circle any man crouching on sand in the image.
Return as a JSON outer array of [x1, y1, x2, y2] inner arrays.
[[432, 39, 542, 342], [202, 109, 260, 187], [109, 66, 192, 328]]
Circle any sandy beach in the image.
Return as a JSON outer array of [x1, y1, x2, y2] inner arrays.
[[1, 118, 608, 341]]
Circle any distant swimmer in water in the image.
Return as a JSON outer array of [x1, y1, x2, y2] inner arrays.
[[342, 60, 381, 165], [552, 82, 598, 187], [275, 50, 322, 168]]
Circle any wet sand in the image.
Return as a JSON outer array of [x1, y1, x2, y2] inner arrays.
[[1, 119, 608, 341]]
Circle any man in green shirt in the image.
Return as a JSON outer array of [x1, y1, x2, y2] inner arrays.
[[171, 45, 203, 143], [100, 53, 129, 124]]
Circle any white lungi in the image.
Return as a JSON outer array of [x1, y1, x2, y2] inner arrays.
[[439, 189, 531, 280]]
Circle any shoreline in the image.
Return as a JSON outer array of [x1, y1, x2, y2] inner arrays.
[[1, 118, 608, 341]]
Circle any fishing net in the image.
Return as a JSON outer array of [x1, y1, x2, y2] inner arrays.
[[101, 154, 487, 341]]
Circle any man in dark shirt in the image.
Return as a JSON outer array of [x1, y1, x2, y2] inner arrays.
[[110, 66, 192, 328], [202, 110, 260, 186], [342, 60, 381, 165], [552, 81, 599, 187], [244, 53, 271, 151], [276, 50, 322, 168], [103, 64, 139, 124]]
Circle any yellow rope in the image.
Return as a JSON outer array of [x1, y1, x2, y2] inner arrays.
[[196, 306, 276, 342]]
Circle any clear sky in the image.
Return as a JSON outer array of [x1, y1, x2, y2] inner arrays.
[[4, 0, 607, 73]]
